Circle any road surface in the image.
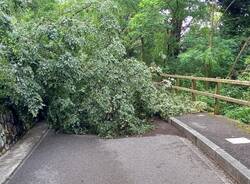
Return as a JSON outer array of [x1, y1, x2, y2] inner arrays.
[[6, 131, 233, 184]]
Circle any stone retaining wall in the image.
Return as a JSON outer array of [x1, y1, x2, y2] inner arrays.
[[0, 107, 22, 156]]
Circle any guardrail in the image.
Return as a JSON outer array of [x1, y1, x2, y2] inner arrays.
[[160, 74, 250, 114]]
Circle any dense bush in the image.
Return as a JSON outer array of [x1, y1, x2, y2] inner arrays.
[[225, 107, 250, 124]]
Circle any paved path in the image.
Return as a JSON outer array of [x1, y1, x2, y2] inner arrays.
[[6, 130, 233, 184], [0, 122, 48, 184], [176, 113, 250, 169]]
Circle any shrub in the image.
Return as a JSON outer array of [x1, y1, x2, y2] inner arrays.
[[225, 107, 250, 124]]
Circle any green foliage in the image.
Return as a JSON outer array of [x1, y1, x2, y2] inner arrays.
[[178, 31, 236, 77], [120, 0, 249, 125], [193, 101, 209, 112], [1, 0, 249, 138], [225, 107, 250, 124], [23, 0, 157, 137], [1, 0, 194, 138], [0, 1, 44, 124], [123, 0, 206, 65], [219, 0, 250, 38], [153, 87, 195, 119]]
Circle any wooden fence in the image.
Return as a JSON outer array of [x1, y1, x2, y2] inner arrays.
[[160, 74, 250, 114]]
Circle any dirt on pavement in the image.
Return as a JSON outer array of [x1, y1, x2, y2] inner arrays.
[[143, 117, 184, 137]]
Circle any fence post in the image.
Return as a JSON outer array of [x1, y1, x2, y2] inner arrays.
[[175, 78, 180, 93], [214, 80, 221, 115], [191, 79, 196, 101]]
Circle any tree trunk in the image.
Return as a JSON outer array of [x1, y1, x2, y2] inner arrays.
[[167, 0, 183, 58], [227, 37, 250, 79], [170, 16, 182, 56], [141, 37, 145, 62]]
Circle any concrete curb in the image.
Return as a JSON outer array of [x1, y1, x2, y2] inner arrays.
[[0, 122, 49, 184], [169, 117, 250, 184]]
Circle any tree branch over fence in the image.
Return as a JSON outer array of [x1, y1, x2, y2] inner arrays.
[[227, 37, 250, 79]]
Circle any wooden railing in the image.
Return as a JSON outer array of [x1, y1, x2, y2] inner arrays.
[[160, 74, 250, 114]]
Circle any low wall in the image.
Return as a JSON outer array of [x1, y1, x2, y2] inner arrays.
[[0, 107, 23, 156]]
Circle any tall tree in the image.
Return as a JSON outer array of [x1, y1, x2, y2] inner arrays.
[[126, 0, 205, 65], [219, 0, 250, 37]]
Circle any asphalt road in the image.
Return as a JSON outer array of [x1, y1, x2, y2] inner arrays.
[[176, 113, 250, 168], [6, 131, 233, 184]]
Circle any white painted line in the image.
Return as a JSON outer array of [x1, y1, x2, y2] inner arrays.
[[197, 114, 205, 117], [226, 137, 250, 144]]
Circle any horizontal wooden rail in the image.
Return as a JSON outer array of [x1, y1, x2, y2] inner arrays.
[[172, 86, 250, 107], [161, 74, 250, 87], [159, 74, 250, 114]]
